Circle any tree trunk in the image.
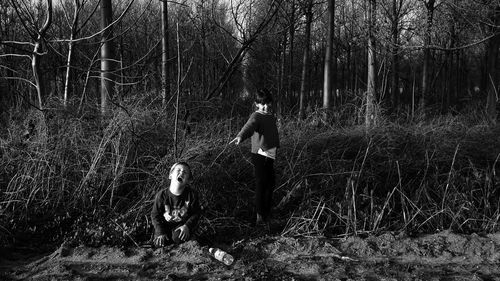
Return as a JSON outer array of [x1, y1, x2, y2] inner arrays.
[[100, 0, 115, 115], [346, 44, 351, 93], [287, 0, 296, 103], [444, 21, 455, 111], [390, 0, 400, 109], [64, 0, 80, 108], [420, 0, 435, 111], [486, 4, 500, 123], [366, 0, 377, 129], [201, 0, 207, 98], [278, 29, 287, 115], [161, 0, 170, 105], [32, 0, 53, 110], [350, 0, 357, 93], [119, 21, 124, 102], [241, 48, 251, 98], [299, 0, 313, 120], [322, 0, 335, 116], [63, 36, 76, 107], [174, 22, 181, 158]]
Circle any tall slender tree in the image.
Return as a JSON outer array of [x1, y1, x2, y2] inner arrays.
[[63, 0, 81, 108], [161, 0, 170, 105], [366, 0, 377, 128], [322, 0, 335, 116], [299, 0, 313, 119], [199, 0, 207, 98], [287, 0, 296, 101], [420, 0, 435, 111], [100, 0, 115, 115], [33, 0, 53, 110], [485, 3, 500, 123], [8, 0, 53, 109], [389, 0, 402, 108]]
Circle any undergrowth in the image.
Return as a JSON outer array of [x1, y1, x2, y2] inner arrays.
[[0, 95, 499, 248]]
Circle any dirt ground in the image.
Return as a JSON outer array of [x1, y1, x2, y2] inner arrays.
[[2, 230, 500, 280]]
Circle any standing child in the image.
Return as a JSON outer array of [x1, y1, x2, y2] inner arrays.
[[151, 162, 201, 246], [230, 89, 280, 226]]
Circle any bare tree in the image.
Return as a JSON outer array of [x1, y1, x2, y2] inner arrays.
[[287, 0, 297, 101], [366, 0, 377, 128], [61, 0, 100, 107], [62, 0, 81, 107], [161, 0, 170, 105], [100, 0, 115, 115], [322, 0, 335, 116], [240, 1, 253, 99], [298, 0, 313, 119], [277, 22, 287, 115], [420, 0, 436, 111], [485, 3, 500, 123], [4, 0, 53, 109], [32, 0, 53, 110], [380, 0, 409, 108], [199, 0, 207, 98]]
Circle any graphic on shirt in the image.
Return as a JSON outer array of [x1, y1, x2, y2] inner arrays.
[[163, 201, 190, 222]]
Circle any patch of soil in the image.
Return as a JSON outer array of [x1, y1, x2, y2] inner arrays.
[[2, 231, 500, 280]]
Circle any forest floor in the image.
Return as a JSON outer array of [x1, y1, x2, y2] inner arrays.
[[2, 229, 500, 280]]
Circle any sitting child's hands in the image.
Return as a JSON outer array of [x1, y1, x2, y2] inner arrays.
[[153, 234, 169, 247], [163, 205, 173, 221], [176, 225, 190, 241]]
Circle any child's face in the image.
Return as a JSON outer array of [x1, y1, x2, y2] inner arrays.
[[169, 164, 191, 185], [256, 102, 271, 113]]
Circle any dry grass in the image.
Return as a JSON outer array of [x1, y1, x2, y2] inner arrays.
[[0, 96, 499, 246]]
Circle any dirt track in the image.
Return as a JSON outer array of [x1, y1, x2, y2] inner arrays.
[[2, 231, 500, 280]]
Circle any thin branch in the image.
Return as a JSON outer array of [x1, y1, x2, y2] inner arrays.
[[0, 41, 35, 46], [1, 76, 38, 88], [0, 54, 32, 59], [403, 33, 498, 51], [0, 65, 23, 74], [52, 0, 135, 44], [76, 0, 101, 34]]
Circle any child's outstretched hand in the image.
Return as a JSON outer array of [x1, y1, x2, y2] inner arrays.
[[230, 136, 241, 145]]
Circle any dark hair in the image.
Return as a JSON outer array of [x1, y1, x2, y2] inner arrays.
[[255, 89, 273, 105], [169, 161, 193, 179]]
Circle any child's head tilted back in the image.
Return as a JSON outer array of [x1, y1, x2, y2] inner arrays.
[[169, 162, 193, 184], [255, 89, 273, 105]]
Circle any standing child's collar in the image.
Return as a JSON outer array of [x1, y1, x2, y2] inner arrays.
[[256, 110, 271, 115]]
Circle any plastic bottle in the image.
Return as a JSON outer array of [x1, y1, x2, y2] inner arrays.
[[209, 247, 234, 265]]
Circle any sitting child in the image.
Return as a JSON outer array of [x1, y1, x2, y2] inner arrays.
[[151, 162, 201, 246]]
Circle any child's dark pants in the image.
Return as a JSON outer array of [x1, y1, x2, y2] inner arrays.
[[252, 153, 275, 221]]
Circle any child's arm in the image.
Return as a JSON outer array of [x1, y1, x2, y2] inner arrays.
[[151, 191, 169, 237], [231, 113, 257, 144], [184, 191, 201, 231]]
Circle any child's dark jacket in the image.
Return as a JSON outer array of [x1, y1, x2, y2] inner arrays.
[[151, 186, 201, 236], [236, 111, 280, 153]]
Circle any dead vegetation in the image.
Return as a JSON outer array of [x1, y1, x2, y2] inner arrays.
[[0, 95, 499, 249]]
